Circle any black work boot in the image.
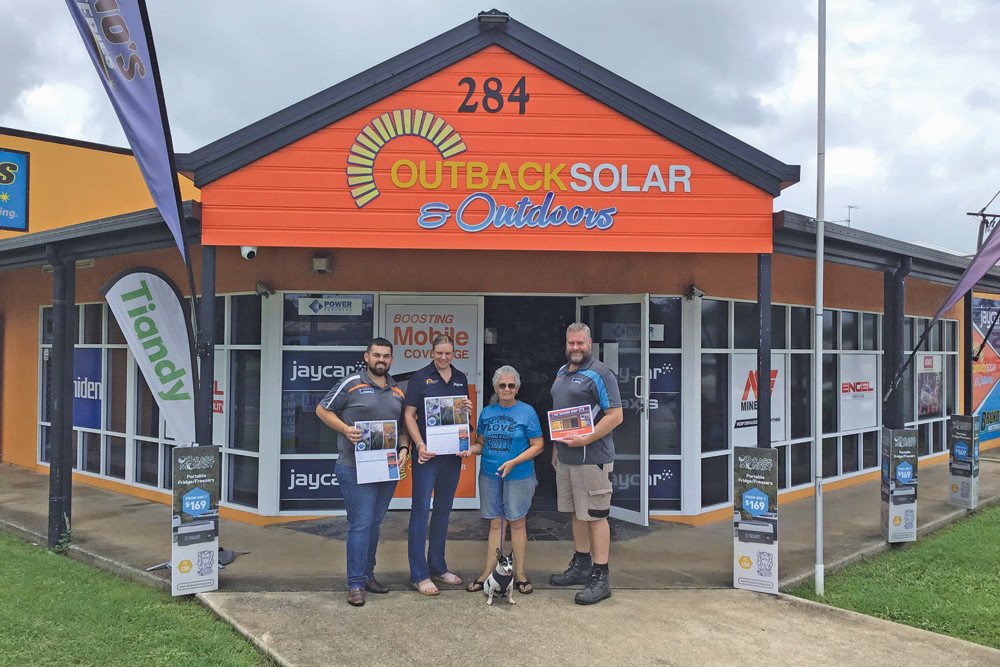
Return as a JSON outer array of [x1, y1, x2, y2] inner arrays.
[[575, 566, 611, 605], [549, 552, 592, 586]]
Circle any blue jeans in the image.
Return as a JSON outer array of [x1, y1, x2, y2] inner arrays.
[[335, 462, 397, 589], [408, 455, 462, 583]]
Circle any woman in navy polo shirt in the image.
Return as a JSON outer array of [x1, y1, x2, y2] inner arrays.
[[466, 365, 543, 595], [404, 334, 474, 596]]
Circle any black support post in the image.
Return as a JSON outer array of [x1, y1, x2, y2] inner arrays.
[[757, 253, 772, 448], [964, 292, 973, 415], [883, 258, 911, 430], [46, 245, 76, 549], [196, 245, 216, 448]]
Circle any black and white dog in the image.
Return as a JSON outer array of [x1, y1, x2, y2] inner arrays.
[[484, 548, 515, 606]]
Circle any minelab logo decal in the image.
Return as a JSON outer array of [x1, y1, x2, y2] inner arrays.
[[741, 370, 778, 405], [349, 109, 468, 208]]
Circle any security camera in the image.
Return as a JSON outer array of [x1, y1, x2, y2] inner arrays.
[[240, 246, 257, 260]]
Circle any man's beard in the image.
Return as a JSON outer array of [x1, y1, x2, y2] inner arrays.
[[567, 349, 590, 365], [368, 362, 389, 377]]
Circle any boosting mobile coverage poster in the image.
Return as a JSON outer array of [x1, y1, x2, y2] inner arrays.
[[971, 297, 1000, 443]]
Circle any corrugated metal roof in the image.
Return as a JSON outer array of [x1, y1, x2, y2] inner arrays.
[[0, 200, 200, 270], [773, 210, 1000, 292]]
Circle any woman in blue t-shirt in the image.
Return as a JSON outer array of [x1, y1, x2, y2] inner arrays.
[[466, 365, 544, 594]]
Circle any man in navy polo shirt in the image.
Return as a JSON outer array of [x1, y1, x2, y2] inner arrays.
[[404, 334, 475, 596], [549, 322, 623, 604], [316, 337, 410, 607]]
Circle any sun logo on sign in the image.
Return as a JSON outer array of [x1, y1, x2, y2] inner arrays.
[[347, 109, 468, 208]]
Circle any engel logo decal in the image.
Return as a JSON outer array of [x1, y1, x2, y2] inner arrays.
[[841, 380, 874, 395], [923, 356, 934, 368]]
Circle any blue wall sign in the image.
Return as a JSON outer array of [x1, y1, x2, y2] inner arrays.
[[73, 348, 103, 429], [280, 458, 342, 501], [282, 350, 365, 392], [0, 148, 28, 232], [649, 354, 681, 394], [648, 459, 680, 500]]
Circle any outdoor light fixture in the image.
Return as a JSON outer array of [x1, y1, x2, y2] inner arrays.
[[254, 281, 275, 298], [685, 284, 705, 300], [477, 9, 510, 23], [311, 253, 333, 274]]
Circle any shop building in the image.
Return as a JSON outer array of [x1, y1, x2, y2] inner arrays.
[[1, 13, 997, 527]]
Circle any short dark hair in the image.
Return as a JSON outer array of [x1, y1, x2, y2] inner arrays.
[[367, 337, 393, 354], [432, 334, 455, 349]]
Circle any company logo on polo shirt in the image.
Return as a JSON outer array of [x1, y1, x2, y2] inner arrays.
[[347, 109, 692, 235], [571, 377, 584, 384], [425, 378, 438, 385], [358, 387, 375, 394]]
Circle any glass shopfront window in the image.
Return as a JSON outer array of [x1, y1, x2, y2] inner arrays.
[[38, 296, 264, 508], [905, 315, 957, 458], [283, 293, 374, 346]]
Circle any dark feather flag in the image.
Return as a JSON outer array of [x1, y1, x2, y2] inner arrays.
[[65, 0, 188, 261]]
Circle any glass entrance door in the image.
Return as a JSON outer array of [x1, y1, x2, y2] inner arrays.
[[577, 295, 649, 525]]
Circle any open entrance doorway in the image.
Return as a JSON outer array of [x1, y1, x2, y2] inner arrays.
[[483, 295, 576, 510]]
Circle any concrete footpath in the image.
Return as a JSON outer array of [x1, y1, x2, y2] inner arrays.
[[3, 458, 1000, 666]]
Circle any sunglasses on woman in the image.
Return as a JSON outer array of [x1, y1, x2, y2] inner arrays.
[[497, 383, 517, 389]]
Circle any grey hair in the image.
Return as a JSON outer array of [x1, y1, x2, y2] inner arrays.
[[566, 322, 591, 340], [488, 365, 521, 405]]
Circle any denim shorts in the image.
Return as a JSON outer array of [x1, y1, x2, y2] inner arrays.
[[479, 473, 537, 521]]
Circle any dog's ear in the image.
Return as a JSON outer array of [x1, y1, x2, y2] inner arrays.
[[496, 547, 502, 559]]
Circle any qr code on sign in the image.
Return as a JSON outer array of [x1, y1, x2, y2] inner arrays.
[[756, 551, 773, 578], [197, 549, 215, 576]]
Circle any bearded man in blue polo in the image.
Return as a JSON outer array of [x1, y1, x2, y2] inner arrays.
[[549, 322, 623, 605]]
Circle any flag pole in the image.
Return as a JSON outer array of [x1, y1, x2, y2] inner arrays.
[[813, 0, 827, 597]]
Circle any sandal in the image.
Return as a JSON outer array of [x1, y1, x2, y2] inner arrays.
[[516, 580, 533, 595], [412, 579, 440, 596], [431, 572, 463, 586], [466, 580, 485, 593]]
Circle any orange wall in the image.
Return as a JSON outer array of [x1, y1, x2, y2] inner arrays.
[[202, 45, 774, 254], [0, 131, 199, 240]]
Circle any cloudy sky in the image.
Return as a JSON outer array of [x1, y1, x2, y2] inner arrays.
[[3, 1, 999, 252]]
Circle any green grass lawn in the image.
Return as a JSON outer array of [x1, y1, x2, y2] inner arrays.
[[0, 532, 272, 666], [787, 501, 1000, 649]]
